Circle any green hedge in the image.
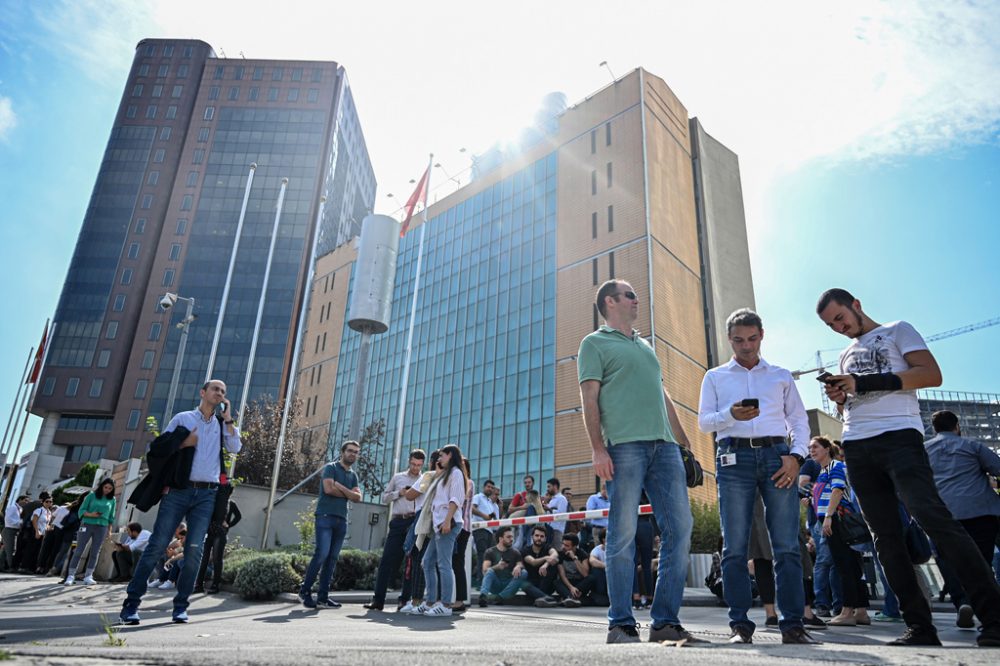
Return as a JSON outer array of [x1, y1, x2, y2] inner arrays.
[[222, 546, 389, 595], [690, 501, 721, 554], [234, 552, 302, 600]]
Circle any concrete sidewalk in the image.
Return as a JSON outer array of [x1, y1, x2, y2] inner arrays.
[[2, 572, 992, 666]]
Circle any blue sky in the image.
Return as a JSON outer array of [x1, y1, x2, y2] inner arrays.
[[1, 0, 998, 454]]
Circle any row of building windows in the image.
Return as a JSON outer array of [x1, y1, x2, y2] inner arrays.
[[137, 62, 190, 78], [590, 162, 613, 194], [141, 43, 193, 58], [57, 416, 113, 431], [132, 83, 185, 98], [211, 65, 323, 83], [590, 122, 612, 154], [206, 86, 321, 104], [41, 376, 105, 399], [590, 205, 615, 238], [125, 105, 184, 121]]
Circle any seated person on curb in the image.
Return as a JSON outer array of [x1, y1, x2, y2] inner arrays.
[[588, 530, 610, 603], [555, 534, 602, 607], [479, 526, 526, 606], [522, 525, 562, 608], [112, 523, 151, 582], [148, 524, 186, 590]]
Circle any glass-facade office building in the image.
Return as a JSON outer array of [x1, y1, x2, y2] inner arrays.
[[301, 70, 756, 505], [331, 155, 558, 486], [31, 38, 375, 477]]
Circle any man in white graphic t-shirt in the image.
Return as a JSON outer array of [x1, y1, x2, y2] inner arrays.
[[816, 288, 1000, 648]]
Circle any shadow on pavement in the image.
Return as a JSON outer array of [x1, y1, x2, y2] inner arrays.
[[346, 608, 464, 631]]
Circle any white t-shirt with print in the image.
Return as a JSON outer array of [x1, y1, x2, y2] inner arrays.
[[839, 320, 928, 440]]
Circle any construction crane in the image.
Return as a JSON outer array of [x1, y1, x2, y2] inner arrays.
[[793, 316, 1000, 414]]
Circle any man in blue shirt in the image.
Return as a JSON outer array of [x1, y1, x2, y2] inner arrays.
[[299, 440, 361, 609], [120, 379, 241, 626], [925, 410, 1000, 627]]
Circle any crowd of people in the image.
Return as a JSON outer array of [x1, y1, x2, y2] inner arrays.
[[0, 483, 238, 596], [3, 284, 1000, 652]]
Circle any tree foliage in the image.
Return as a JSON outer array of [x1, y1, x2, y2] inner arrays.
[[233, 396, 326, 491]]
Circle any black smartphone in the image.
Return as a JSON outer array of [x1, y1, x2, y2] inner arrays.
[[216, 402, 227, 415], [816, 372, 835, 384], [740, 398, 759, 408]]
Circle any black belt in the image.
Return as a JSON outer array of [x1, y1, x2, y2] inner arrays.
[[392, 513, 416, 520], [189, 481, 219, 489], [722, 436, 786, 449]]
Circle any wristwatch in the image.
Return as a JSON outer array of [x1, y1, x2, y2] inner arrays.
[[224, 419, 235, 425], [790, 453, 805, 467]]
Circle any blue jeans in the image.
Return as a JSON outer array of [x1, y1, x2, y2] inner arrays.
[[872, 551, 900, 617], [481, 568, 527, 599], [422, 527, 459, 604], [811, 522, 843, 611], [301, 514, 348, 601], [123, 486, 216, 615], [717, 441, 804, 632], [606, 440, 692, 629]]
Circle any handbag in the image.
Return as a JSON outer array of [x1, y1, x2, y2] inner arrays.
[[680, 447, 704, 488], [833, 511, 872, 546], [904, 519, 932, 565]]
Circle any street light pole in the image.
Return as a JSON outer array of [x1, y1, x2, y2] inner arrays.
[[163, 293, 196, 426]]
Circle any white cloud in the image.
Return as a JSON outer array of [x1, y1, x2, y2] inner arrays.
[[0, 96, 16, 140], [29, 0, 154, 88]]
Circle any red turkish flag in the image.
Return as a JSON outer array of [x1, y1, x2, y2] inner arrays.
[[399, 166, 429, 238]]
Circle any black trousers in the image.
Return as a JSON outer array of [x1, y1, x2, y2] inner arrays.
[[401, 542, 427, 603], [934, 514, 1000, 609], [36, 529, 64, 572], [16, 533, 42, 572], [555, 569, 608, 606], [472, 529, 494, 584], [196, 530, 227, 589], [826, 525, 869, 609], [844, 429, 1000, 631], [112, 549, 138, 580], [452, 529, 470, 603], [371, 515, 414, 606], [524, 567, 557, 599]]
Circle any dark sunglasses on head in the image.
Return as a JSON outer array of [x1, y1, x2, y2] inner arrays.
[[614, 290, 637, 301]]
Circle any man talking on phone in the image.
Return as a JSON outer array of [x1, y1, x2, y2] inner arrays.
[[698, 309, 815, 645], [119, 379, 242, 625]]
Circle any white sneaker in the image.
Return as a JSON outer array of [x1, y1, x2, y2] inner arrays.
[[159, 580, 176, 590], [147, 580, 163, 589], [62, 575, 75, 585], [424, 602, 452, 617], [413, 602, 432, 615], [397, 602, 416, 614], [82, 576, 96, 585]]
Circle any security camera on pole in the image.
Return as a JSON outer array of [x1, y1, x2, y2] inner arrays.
[[160, 292, 196, 425]]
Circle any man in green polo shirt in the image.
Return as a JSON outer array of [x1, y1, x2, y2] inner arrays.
[[578, 279, 704, 646]]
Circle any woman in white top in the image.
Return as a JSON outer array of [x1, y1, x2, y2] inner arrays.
[[417, 444, 468, 617]]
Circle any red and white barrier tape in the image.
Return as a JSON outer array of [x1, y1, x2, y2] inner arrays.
[[469, 503, 653, 530]]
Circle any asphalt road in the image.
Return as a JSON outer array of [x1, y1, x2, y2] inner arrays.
[[1, 573, 994, 665]]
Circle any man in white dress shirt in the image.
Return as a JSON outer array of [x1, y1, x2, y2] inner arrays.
[[698, 308, 814, 645]]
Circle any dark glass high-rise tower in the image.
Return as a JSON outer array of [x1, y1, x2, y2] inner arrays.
[[31, 38, 375, 475]]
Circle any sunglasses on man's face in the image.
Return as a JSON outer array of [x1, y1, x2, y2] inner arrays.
[[614, 291, 637, 301]]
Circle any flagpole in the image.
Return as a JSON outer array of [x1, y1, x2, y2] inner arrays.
[[0, 346, 34, 463], [259, 194, 327, 548], [0, 377, 33, 512], [236, 177, 288, 439], [205, 163, 257, 383], [391, 153, 433, 474]]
